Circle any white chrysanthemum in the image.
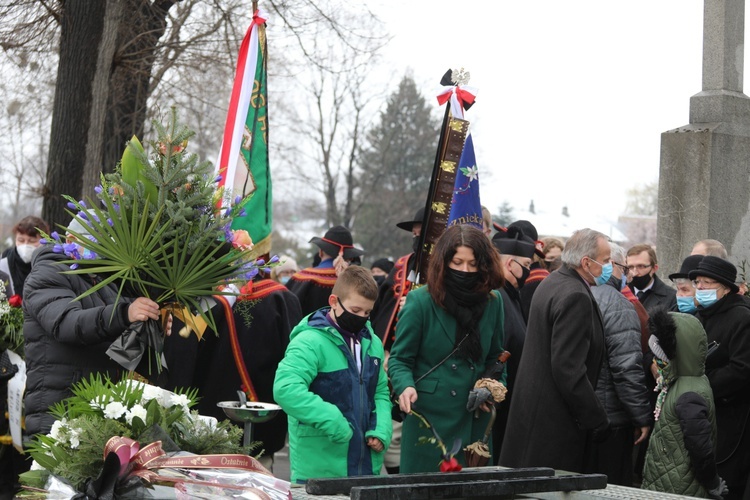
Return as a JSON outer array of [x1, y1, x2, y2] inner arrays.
[[69, 428, 81, 449], [169, 393, 190, 408], [49, 419, 68, 442], [125, 404, 148, 425], [192, 414, 218, 430], [103, 401, 126, 420], [141, 384, 162, 403]]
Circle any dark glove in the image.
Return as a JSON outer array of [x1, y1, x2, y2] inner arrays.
[[0, 351, 18, 382], [466, 387, 492, 412], [592, 422, 612, 443], [707, 476, 728, 500]]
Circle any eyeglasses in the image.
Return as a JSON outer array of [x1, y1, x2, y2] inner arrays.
[[626, 264, 652, 272], [613, 262, 628, 275], [692, 278, 720, 289]]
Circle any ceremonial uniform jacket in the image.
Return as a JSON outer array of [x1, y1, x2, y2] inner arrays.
[[164, 279, 303, 455], [285, 260, 338, 316], [370, 253, 414, 350]]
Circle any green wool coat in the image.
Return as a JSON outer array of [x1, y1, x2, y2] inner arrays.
[[388, 286, 505, 473]]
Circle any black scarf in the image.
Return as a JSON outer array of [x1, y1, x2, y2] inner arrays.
[[443, 269, 488, 362], [7, 247, 31, 297]]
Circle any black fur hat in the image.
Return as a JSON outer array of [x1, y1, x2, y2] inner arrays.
[[648, 309, 678, 361]]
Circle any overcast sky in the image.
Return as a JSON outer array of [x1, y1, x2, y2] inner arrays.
[[372, 0, 711, 224]]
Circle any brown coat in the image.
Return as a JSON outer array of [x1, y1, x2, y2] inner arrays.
[[499, 264, 608, 473]]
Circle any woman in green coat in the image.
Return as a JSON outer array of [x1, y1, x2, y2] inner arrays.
[[388, 224, 506, 473]]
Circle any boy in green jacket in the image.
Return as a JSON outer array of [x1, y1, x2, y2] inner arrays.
[[273, 266, 392, 484]]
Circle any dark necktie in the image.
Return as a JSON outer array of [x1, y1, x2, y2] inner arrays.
[[637, 290, 647, 302]]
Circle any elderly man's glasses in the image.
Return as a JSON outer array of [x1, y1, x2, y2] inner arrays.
[[613, 262, 628, 275]]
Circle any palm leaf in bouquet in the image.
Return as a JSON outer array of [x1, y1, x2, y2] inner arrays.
[[40, 108, 267, 375]]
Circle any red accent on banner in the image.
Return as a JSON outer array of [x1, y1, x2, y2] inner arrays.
[[216, 295, 259, 401], [436, 87, 476, 111], [217, 26, 254, 187]]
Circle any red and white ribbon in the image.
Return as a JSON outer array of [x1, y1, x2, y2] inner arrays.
[[215, 9, 268, 202], [436, 84, 478, 119]]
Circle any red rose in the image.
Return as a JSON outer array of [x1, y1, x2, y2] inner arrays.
[[439, 456, 462, 473], [8, 295, 22, 308]]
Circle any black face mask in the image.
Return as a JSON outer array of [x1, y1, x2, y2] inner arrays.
[[630, 273, 653, 291], [512, 262, 531, 289], [373, 275, 386, 287], [445, 267, 480, 290], [334, 301, 369, 334], [412, 235, 421, 254]]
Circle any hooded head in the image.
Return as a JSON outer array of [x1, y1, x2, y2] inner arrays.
[[648, 309, 707, 378]]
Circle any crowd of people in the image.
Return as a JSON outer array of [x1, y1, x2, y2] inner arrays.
[[1, 209, 749, 500]]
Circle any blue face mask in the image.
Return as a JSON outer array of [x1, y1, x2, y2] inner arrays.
[[695, 289, 719, 308], [676, 296, 698, 313], [280, 276, 291, 285], [620, 273, 628, 291], [589, 260, 613, 286]]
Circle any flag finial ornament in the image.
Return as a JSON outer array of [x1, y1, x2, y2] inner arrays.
[[451, 67, 471, 86]]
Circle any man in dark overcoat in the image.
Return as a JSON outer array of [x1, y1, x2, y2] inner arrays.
[[499, 228, 610, 473]]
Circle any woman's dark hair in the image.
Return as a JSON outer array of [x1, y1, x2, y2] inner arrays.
[[427, 224, 504, 307], [13, 216, 49, 238]]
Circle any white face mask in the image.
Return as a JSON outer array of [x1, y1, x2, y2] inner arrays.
[[16, 244, 35, 264]]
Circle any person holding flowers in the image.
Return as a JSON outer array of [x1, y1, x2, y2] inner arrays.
[[24, 109, 259, 437], [388, 224, 506, 473], [22, 221, 164, 438]]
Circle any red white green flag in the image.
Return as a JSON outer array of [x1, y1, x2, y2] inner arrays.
[[216, 9, 271, 258]]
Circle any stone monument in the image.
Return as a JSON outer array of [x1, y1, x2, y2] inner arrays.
[[658, 0, 750, 274]]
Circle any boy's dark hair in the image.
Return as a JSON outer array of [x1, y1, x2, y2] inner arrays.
[[332, 266, 378, 302], [13, 216, 49, 237]]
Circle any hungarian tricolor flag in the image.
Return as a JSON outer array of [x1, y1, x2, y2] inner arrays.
[[216, 9, 271, 258]]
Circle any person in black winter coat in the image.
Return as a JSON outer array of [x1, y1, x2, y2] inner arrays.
[[690, 257, 750, 500], [590, 243, 652, 486], [490, 226, 536, 462], [23, 245, 162, 437]]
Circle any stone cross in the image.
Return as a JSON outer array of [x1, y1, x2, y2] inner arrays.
[[701, 0, 744, 92], [658, 0, 750, 277]]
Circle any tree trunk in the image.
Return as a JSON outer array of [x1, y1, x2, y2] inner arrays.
[[101, 0, 176, 175], [81, 0, 124, 198], [42, 0, 107, 229]]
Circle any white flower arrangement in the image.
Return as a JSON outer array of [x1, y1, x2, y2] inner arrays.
[[22, 374, 245, 492]]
